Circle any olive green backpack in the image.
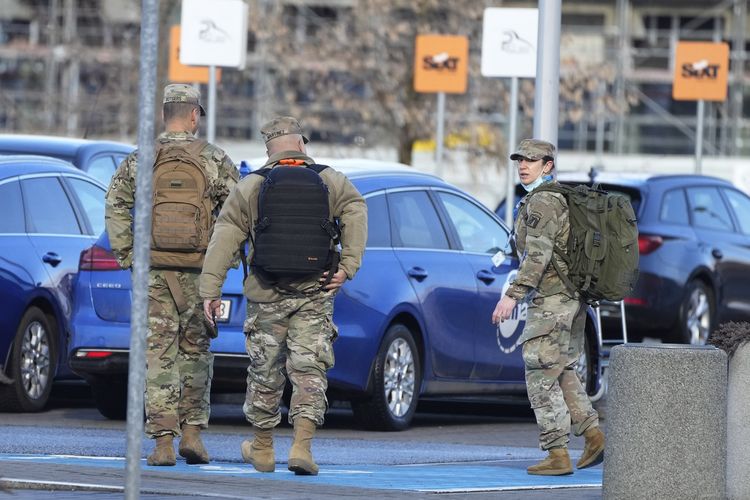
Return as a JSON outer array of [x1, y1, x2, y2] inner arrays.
[[532, 183, 640, 304]]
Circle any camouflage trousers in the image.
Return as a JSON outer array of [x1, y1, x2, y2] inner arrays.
[[145, 269, 213, 439], [242, 292, 337, 429], [521, 293, 599, 450]]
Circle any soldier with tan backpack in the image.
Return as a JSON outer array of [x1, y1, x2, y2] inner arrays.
[[105, 84, 239, 467]]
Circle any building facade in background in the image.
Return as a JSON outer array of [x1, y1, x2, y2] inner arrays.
[[0, 0, 747, 160]]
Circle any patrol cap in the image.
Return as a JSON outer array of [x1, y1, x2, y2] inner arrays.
[[510, 139, 556, 162], [260, 116, 309, 144], [163, 84, 206, 116]]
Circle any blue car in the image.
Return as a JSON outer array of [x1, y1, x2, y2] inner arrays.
[[0, 134, 135, 185], [0, 155, 107, 412], [69, 161, 602, 430], [497, 171, 750, 345]]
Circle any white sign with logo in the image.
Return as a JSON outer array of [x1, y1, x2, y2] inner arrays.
[[180, 0, 248, 68], [496, 270, 528, 354], [481, 8, 538, 78]]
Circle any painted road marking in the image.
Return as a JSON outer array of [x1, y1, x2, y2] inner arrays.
[[0, 454, 602, 492]]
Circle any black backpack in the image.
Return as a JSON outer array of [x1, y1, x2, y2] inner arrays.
[[242, 164, 340, 292]]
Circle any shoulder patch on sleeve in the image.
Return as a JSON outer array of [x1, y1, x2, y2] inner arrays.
[[526, 211, 542, 229]]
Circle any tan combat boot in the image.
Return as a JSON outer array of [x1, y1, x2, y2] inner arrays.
[[147, 435, 176, 466], [576, 426, 605, 469], [527, 447, 573, 476], [178, 424, 210, 464], [241, 426, 275, 472], [287, 418, 319, 475]]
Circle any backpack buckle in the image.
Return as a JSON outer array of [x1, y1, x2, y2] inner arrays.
[[593, 232, 601, 247], [254, 216, 270, 233]]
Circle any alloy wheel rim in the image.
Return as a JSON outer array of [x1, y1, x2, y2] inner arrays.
[[20, 321, 50, 400], [686, 288, 711, 345], [383, 338, 415, 418]]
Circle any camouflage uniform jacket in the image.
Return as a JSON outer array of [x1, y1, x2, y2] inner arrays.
[[105, 131, 239, 269], [199, 150, 367, 303], [504, 181, 573, 301]]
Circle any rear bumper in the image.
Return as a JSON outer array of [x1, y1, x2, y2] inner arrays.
[[69, 349, 250, 392]]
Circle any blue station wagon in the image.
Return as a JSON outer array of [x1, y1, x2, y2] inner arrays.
[[0, 156, 107, 412], [69, 160, 602, 429]]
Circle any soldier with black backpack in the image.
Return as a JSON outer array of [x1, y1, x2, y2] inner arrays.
[[105, 84, 239, 466], [491, 139, 637, 476], [200, 116, 367, 476]]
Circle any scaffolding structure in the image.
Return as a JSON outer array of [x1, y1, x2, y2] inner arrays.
[[0, 0, 747, 157]]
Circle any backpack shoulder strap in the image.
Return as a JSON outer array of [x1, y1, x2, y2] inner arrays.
[[251, 167, 272, 178], [307, 164, 330, 174], [183, 138, 208, 157]]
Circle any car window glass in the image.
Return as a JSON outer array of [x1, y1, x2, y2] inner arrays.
[[723, 189, 750, 235], [686, 187, 733, 231], [21, 177, 82, 235], [659, 189, 689, 225], [388, 191, 448, 249], [86, 155, 116, 185], [0, 181, 25, 233], [437, 192, 509, 254], [365, 194, 390, 247], [66, 177, 106, 235]]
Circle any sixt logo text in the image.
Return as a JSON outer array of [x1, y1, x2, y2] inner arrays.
[[681, 59, 720, 79], [423, 52, 459, 71]]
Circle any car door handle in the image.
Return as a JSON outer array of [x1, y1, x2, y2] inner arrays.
[[712, 248, 723, 260], [407, 267, 428, 281], [42, 252, 62, 267], [476, 270, 496, 284]]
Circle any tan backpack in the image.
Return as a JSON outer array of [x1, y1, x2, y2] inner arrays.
[[150, 139, 212, 269]]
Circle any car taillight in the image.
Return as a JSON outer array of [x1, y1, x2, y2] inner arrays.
[[79, 245, 121, 271], [624, 297, 647, 306], [638, 235, 663, 255], [74, 350, 113, 359]]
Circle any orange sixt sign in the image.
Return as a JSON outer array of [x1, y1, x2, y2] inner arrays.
[[672, 41, 729, 102], [413, 35, 469, 94]]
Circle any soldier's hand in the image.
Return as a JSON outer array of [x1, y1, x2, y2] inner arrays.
[[320, 269, 347, 290], [492, 295, 517, 324], [203, 299, 222, 325]]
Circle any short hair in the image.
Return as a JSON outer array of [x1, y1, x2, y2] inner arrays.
[[163, 102, 197, 123]]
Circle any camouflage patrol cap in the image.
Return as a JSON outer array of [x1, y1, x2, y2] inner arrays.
[[163, 84, 206, 116], [260, 116, 309, 144], [510, 139, 556, 162]]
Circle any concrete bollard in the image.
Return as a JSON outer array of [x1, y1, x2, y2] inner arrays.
[[727, 342, 750, 499], [603, 344, 727, 500]]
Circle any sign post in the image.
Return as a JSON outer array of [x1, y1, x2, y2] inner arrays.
[[672, 41, 730, 174], [180, 0, 248, 142], [413, 34, 469, 177], [481, 8, 538, 227]]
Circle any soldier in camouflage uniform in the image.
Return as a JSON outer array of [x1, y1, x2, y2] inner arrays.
[[105, 84, 239, 467], [200, 116, 367, 475], [492, 139, 605, 476]]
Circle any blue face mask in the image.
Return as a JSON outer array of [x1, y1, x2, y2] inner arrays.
[[522, 173, 553, 192]]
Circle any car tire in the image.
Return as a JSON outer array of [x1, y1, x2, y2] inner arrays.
[[0, 307, 57, 412], [673, 279, 715, 345], [351, 323, 421, 431], [90, 376, 127, 420]]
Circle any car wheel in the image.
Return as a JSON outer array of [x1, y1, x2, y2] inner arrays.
[[352, 323, 421, 431], [90, 376, 127, 420], [576, 327, 596, 396], [0, 307, 57, 412], [674, 280, 714, 345]]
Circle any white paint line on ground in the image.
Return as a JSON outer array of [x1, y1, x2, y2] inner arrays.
[[419, 483, 602, 493]]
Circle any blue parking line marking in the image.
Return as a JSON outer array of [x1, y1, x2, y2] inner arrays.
[[0, 454, 602, 492]]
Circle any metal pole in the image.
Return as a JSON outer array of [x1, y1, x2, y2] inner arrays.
[[533, 0, 561, 145], [731, 0, 746, 156], [613, 0, 629, 154], [505, 77, 519, 227], [435, 91, 446, 177], [125, 0, 159, 497], [207, 65, 217, 142], [595, 80, 605, 165], [695, 100, 704, 175]]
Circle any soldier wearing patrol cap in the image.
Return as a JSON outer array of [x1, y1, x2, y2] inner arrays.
[[105, 83, 239, 466], [200, 116, 367, 476], [492, 138, 604, 476]]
